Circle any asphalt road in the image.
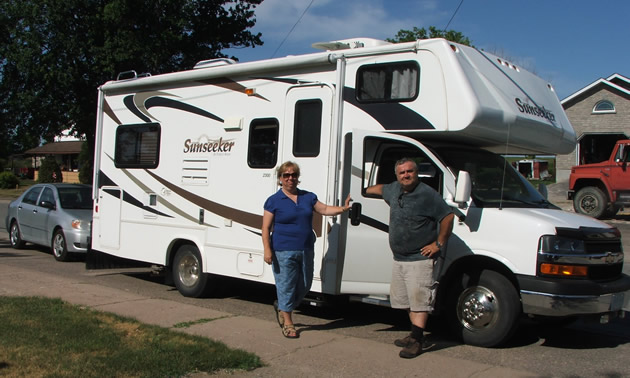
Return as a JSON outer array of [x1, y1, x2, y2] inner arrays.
[[2, 199, 630, 377]]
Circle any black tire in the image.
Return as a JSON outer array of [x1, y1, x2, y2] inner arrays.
[[9, 221, 25, 249], [573, 186, 607, 219], [52, 229, 70, 262], [447, 269, 521, 347], [172, 244, 209, 298]]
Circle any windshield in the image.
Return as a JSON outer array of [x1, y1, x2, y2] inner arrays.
[[432, 145, 556, 209], [58, 187, 93, 210]]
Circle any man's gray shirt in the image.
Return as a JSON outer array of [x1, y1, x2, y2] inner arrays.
[[382, 181, 453, 261]]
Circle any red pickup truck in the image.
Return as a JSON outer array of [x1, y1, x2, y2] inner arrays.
[[568, 139, 630, 218]]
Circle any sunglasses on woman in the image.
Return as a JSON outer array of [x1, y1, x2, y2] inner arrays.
[[282, 172, 299, 178]]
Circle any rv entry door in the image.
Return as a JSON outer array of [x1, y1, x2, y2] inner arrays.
[[341, 130, 445, 296], [282, 85, 334, 282]]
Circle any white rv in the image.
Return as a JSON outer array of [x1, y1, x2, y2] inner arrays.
[[91, 38, 630, 347]]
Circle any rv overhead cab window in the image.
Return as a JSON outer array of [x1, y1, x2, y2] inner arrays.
[[357, 61, 419, 102], [114, 123, 161, 169], [248, 119, 279, 168], [293, 99, 322, 157]]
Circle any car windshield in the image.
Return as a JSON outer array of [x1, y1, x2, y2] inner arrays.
[[432, 145, 557, 209], [58, 187, 93, 210]]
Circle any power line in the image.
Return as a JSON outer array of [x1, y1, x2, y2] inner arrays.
[[444, 0, 465, 30], [270, 0, 315, 59]]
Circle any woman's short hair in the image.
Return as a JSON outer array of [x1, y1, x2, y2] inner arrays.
[[276, 161, 300, 185]]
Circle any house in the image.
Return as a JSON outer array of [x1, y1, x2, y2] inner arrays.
[[24, 140, 84, 183], [557, 73, 630, 181]]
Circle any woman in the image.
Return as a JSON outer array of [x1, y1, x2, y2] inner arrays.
[[262, 161, 351, 338]]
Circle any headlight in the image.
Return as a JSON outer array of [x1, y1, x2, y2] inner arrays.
[[71, 220, 82, 229], [538, 235, 586, 254]]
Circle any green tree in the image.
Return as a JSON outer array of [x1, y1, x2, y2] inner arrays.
[[38, 157, 63, 183], [387, 26, 473, 46], [0, 0, 264, 179]]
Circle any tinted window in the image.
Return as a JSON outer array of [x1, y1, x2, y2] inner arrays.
[[248, 119, 278, 168], [357, 61, 419, 102], [293, 100, 322, 157], [115, 123, 160, 168], [58, 187, 93, 209], [22, 187, 42, 205]]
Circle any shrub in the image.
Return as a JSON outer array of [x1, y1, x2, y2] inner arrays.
[[78, 141, 93, 184], [0, 171, 20, 189], [38, 157, 63, 183]]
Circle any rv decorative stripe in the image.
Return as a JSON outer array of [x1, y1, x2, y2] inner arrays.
[[145, 170, 264, 231], [145, 97, 223, 123], [199, 77, 269, 102], [343, 87, 435, 130]]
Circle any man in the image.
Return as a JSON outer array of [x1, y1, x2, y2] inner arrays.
[[366, 158, 454, 358]]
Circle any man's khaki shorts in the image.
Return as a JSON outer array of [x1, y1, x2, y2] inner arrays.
[[390, 259, 437, 312]]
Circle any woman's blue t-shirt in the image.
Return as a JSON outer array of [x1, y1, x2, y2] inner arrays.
[[264, 188, 318, 251]]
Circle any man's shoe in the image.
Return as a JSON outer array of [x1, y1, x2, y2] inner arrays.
[[394, 334, 413, 347], [399, 338, 423, 359]]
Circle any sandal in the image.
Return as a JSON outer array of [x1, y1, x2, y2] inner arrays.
[[282, 324, 299, 339], [273, 300, 284, 328]]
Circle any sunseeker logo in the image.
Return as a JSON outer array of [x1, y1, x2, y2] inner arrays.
[[515, 98, 556, 122], [183, 136, 235, 154]]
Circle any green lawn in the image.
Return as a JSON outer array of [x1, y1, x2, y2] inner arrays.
[[0, 296, 262, 377]]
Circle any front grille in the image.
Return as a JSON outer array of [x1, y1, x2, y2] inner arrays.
[[589, 263, 623, 280], [584, 240, 622, 254]]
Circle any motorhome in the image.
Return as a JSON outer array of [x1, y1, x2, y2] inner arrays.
[[91, 37, 630, 347]]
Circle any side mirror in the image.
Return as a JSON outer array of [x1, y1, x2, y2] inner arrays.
[[454, 171, 471, 206], [538, 183, 548, 199]]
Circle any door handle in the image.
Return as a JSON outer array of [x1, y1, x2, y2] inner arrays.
[[350, 203, 362, 226]]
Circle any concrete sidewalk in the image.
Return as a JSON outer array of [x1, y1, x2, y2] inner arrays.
[[0, 239, 536, 377]]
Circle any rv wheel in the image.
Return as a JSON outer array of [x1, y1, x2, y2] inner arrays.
[[447, 269, 520, 347], [172, 244, 209, 298]]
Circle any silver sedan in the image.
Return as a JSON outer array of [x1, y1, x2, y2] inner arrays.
[[5, 183, 92, 261]]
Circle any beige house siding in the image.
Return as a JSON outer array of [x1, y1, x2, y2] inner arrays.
[[558, 83, 630, 181]]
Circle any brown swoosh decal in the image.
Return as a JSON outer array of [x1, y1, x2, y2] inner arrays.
[[145, 170, 323, 237], [199, 78, 269, 102], [103, 99, 122, 125]]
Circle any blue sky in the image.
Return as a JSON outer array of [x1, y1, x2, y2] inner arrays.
[[223, 0, 628, 100]]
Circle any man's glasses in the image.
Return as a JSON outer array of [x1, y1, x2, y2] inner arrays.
[[282, 172, 299, 178]]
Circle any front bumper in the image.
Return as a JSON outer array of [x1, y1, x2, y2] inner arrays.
[[65, 229, 90, 253], [518, 274, 630, 317]]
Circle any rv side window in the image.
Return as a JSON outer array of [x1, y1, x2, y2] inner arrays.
[[293, 99, 322, 157], [356, 61, 419, 103], [248, 119, 279, 168], [114, 123, 161, 169]]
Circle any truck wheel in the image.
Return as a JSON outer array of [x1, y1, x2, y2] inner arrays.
[[447, 269, 520, 347], [172, 244, 209, 298], [10, 221, 25, 249], [573, 186, 607, 219]]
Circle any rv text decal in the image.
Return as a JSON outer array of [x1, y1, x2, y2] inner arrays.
[[515, 98, 556, 122], [183, 137, 235, 153]]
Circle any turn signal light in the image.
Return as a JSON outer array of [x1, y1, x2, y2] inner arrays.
[[540, 263, 588, 277]]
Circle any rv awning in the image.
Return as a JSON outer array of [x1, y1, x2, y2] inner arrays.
[[24, 141, 83, 155]]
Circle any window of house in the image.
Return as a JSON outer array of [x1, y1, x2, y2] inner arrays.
[[592, 100, 615, 114], [356, 61, 419, 103], [114, 123, 161, 169], [248, 118, 278, 168], [293, 99, 322, 157]]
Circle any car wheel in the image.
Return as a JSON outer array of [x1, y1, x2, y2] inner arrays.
[[573, 186, 607, 219], [172, 244, 210, 298], [52, 229, 70, 262], [10, 221, 25, 249], [447, 269, 521, 347]]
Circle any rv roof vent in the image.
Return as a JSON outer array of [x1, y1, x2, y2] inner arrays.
[[312, 37, 390, 51], [194, 58, 237, 69]]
